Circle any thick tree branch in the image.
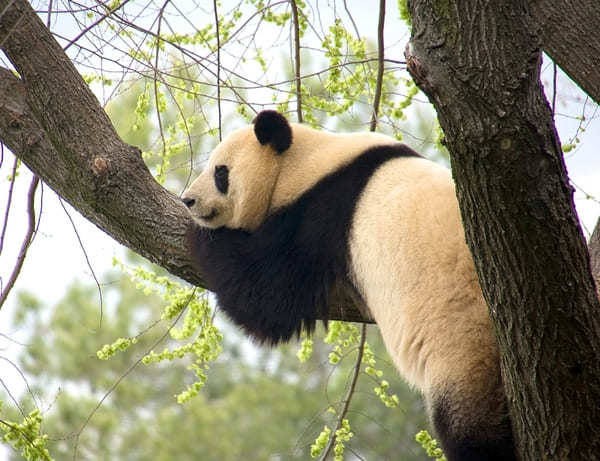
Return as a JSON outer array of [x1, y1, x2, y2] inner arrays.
[[533, 0, 600, 104], [0, 62, 202, 288], [0, 0, 371, 324]]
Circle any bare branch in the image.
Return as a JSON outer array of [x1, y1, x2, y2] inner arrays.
[[153, 1, 168, 162], [290, 0, 303, 122], [0, 156, 18, 255], [369, 0, 385, 132], [213, 0, 222, 140], [0, 174, 38, 310], [58, 197, 104, 327], [63, 0, 132, 51]]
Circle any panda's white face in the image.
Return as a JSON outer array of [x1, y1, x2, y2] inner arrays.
[[183, 110, 402, 230], [182, 124, 282, 230]]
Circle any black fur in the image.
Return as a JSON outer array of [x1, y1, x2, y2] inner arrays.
[[253, 110, 293, 153], [432, 394, 516, 461], [188, 144, 419, 344], [214, 165, 229, 194]]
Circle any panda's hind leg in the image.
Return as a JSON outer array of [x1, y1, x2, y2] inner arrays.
[[429, 388, 516, 461]]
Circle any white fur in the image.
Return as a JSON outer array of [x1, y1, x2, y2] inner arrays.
[[348, 157, 498, 399], [183, 123, 392, 230]]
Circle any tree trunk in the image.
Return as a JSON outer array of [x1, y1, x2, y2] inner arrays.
[[590, 218, 600, 298], [405, 1, 600, 460]]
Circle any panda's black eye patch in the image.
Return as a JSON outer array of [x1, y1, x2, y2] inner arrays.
[[214, 165, 229, 194]]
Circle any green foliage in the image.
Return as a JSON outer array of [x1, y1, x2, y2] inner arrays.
[[308, 419, 354, 460], [248, 0, 307, 30], [302, 323, 406, 459], [398, 0, 412, 26], [416, 429, 447, 461], [333, 418, 354, 461], [0, 406, 53, 461], [296, 335, 313, 362], [133, 87, 151, 132], [300, 18, 370, 124], [310, 425, 331, 458], [323, 322, 399, 408], [324, 321, 361, 364], [81, 73, 113, 87], [107, 260, 223, 403], [97, 336, 138, 359], [5, 276, 428, 460], [562, 117, 585, 154]]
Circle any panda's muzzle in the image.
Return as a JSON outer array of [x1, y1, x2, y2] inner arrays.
[[200, 209, 218, 221], [181, 197, 218, 221]]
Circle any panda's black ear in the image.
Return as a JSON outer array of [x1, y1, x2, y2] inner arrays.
[[253, 110, 292, 154]]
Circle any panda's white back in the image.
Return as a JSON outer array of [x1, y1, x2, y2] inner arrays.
[[349, 157, 491, 386], [349, 156, 504, 437]]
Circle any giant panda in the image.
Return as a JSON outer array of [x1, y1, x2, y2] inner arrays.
[[182, 110, 516, 461]]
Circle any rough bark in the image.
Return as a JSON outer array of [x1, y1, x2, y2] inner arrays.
[[406, 1, 600, 460], [590, 218, 600, 298], [532, 0, 600, 104], [0, 0, 371, 323]]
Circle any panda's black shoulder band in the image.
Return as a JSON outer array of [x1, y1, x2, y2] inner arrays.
[[189, 143, 418, 345], [253, 110, 293, 154]]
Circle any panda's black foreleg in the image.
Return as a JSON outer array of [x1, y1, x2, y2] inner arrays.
[[431, 393, 517, 461]]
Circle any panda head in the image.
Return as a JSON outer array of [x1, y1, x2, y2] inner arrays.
[[182, 110, 293, 230]]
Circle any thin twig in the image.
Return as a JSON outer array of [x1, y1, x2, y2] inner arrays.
[[213, 0, 222, 140], [552, 61, 557, 115], [0, 375, 24, 417], [0, 156, 18, 256], [46, 0, 53, 28], [319, 324, 367, 461], [290, 0, 303, 122], [0, 175, 38, 310], [369, 0, 386, 132], [153, 1, 169, 165], [63, 0, 132, 51], [58, 197, 104, 328], [0, 356, 40, 411], [92, 6, 256, 113]]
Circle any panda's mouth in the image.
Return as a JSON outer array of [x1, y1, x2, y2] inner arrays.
[[200, 209, 218, 221]]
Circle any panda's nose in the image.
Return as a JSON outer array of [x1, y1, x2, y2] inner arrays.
[[182, 197, 196, 208]]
